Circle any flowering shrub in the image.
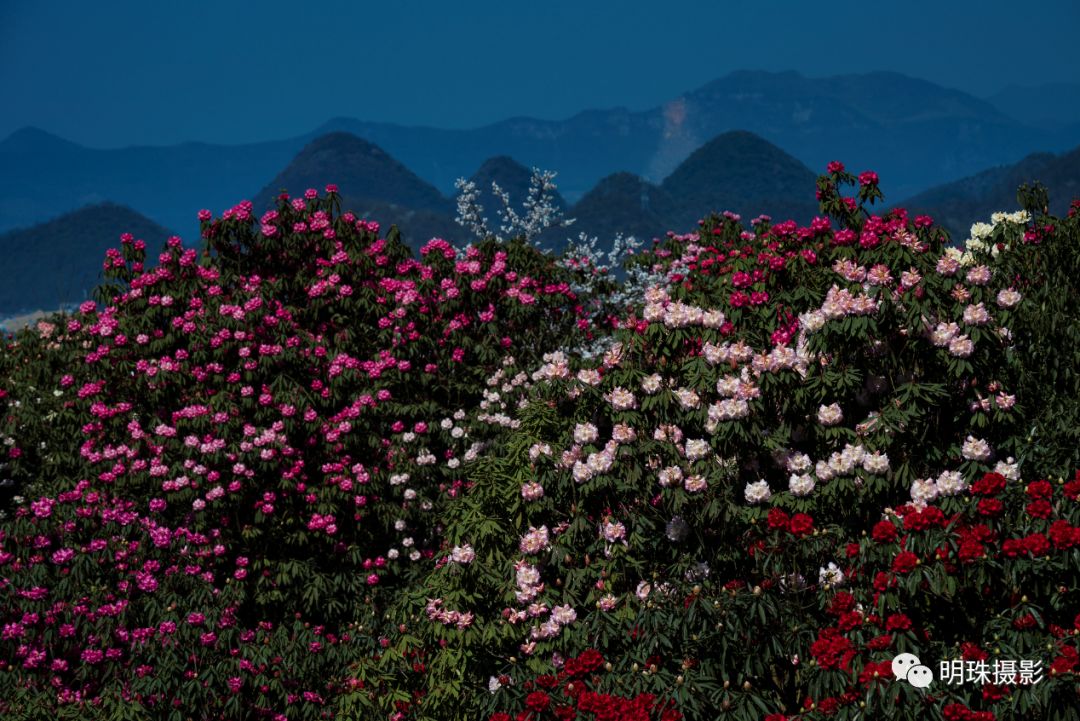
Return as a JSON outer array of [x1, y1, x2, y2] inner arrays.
[[372, 167, 1080, 720], [1, 167, 1078, 720], [0, 187, 608, 718]]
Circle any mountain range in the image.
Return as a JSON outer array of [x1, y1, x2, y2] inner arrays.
[[3, 70, 1080, 318], [5, 125, 1077, 319], [902, 145, 1080, 238], [4, 70, 1080, 239]]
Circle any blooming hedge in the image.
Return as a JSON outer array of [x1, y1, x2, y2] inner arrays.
[[1, 171, 1078, 720], [360, 169, 1080, 720], [0, 188, 610, 719]]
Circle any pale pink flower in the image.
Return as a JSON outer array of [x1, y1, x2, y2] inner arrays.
[[817, 403, 844, 426]]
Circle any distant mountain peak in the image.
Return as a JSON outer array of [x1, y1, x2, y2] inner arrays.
[[0, 202, 173, 315], [664, 130, 813, 183], [660, 130, 819, 225], [467, 156, 567, 212], [0, 126, 82, 154], [253, 131, 451, 215], [473, 155, 530, 175]]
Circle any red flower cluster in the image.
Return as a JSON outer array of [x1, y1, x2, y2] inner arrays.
[[943, 702, 996, 721], [1001, 533, 1051, 557], [1050, 644, 1078, 676], [766, 508, 813, 536], [902, 506, 947, 531], [857, 660, 893, 684], [871, 520, 897, 543], [1049, 519, 1080, 549], [810, 628, 856, 671], [1064, 471, 1080, 500], [891, 550, 919, 574], [563, 649, 604, 676], [971, 472, 1007, 496]]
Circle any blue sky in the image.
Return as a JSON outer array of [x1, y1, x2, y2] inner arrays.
[[2, 0, 1078, 147]]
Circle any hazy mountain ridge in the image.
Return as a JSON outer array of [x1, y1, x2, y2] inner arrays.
[[984, 82, 1080, 130], [0, 128, 826, 315], [7, 127, 1079, 317], [659, 130, 820, 228], [253, 133, 453, 215], [0, 127, 312, 237], [6, 69, 1079, 238], [0, 202, 173, 315], [899, 145, 1080, 239]]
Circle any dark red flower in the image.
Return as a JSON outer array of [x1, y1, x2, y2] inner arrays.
[[767, 508, 790, 532], [891, 551, 919, 574], [1026, 499, 1053, 518], [971, 472, 1007, 496], [789, 513, 814, 537], [885, 613, 912, 631], [1049, 520, 1078, 549], [904, 506, 946, 531], [866, 634, 893, 650], [525, 691, 550, 712], [871, 520, 897, 543], [1026, 480, 1053, 499], [1013, 613, 1037, 630], [858, 660, 893, 685], [838, 611, 862, 631], [828, 591, 856, 616], [1025, 533, 1051, 556], [1064, 475, 1080, 500]]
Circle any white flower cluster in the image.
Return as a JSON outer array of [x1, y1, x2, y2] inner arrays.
[[819, 284, 879, 319], [750, 344, 811, 378], [606, 386, 637, 411], [706, 398, 751, 429], [960, 435, 993, 461], [963, 210, 1030, 260], [454, 168, 575, 245], [450, 544, 475, 564], [744, 479, 771, 504], [910, 469, 970, 507], [994, 456, 1021, 480], [817, 403, 844, 426], [519, 525, 550, 555], [703, 340, 755, 366], [789, 473, 816, 496], [819, 562, 845, 587], [533, 351, 570, 381], [928, 321, 975, 358], [814, 444, 887, 481]]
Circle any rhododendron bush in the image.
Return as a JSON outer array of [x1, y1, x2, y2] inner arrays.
[[1, 170, 1078, 720], [0, 188, 610, 719]]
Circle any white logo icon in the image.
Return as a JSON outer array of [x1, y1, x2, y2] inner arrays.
[[892, 653, 933, 688]]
